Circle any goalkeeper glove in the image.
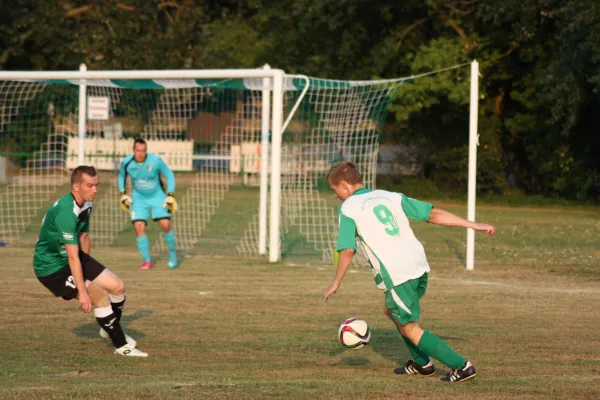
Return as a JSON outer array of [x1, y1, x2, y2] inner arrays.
[[120, 191, 132, 212], [163, 192, 177, 213]]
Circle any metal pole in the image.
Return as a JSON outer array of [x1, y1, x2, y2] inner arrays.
[[269, 70, 284, 263], [259, 65, 271, 255], [0, 69, 285, 80], [77, 64, 87, 166], [466, 60, 479, 271]]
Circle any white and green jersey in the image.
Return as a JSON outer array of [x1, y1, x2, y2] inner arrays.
[[33, 193, 92, 277], [337, 188, 433, 291]]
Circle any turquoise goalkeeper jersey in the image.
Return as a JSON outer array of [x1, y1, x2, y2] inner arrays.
[[118, 153, 175, 198]]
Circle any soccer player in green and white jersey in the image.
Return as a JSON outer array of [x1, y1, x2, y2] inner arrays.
[[33, 166, 147, 357], [324, 161, 495, 383]]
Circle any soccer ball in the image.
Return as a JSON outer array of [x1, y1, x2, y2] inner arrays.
[[338, 318, 371, 349]]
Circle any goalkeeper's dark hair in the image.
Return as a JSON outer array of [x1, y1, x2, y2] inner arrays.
[[326, 161, 362, 185], [71, 166, 98, 184], [133, 137, 147, 148]]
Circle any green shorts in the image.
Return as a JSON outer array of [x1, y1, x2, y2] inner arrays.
[[384, 273, 428, 326]]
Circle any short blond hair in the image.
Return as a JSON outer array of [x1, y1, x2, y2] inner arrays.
[[326, 161, 362, 185]]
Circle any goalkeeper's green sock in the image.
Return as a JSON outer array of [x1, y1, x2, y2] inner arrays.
[[417, 330, 466, 369], [136, 235, 151, 263]]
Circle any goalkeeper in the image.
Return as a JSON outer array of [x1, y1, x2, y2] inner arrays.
[[118, 138, 178, 270]]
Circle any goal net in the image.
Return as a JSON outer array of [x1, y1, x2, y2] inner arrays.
[[0, 72, 403, 264]]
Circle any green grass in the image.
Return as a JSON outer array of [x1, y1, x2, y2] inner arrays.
[[378, 176, 600, 208], [1, 201, 599, 399]]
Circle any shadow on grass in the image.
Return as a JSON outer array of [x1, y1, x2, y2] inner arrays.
[[369, 328, 410, 366], [72, 309, 153, 346], [330, 328, 411, 368], [152, 250, 188, 269], [445, 239, 465, 264], [369, 328, 466, 376]]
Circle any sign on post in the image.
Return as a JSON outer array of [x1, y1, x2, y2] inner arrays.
[[87, 97, 110, 120]]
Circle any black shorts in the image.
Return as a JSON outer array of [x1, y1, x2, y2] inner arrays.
[[37, 251, 106, 300]]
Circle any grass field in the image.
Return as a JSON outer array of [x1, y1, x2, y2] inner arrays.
[[0, 201, 599, 399]]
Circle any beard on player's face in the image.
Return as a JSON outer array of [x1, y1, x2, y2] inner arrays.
[[75, 176, 99, 202], [84, 190, 96, 201]]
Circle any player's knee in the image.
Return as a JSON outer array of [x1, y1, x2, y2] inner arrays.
[[159, 220, 171, 232], [112, 279, 126, 295], [133, 222, 146, 236]]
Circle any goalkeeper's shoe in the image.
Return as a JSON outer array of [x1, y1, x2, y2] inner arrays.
[[394, 360, 435, 376], [441, 361, 477, 383], [139, 261, 153, 270], [114, 343, 148, 357], [99, 328, 137, 348], [168, 253, 178, 269]]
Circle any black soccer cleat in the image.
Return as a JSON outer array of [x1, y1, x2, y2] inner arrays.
[[394, 360, 435, 376], [441, 361, 477, 383]]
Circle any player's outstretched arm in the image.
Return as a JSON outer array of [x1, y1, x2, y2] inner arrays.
[[324, 249, 354, 301], [428, 208, 495, 236], [65, 244, 92, 313]]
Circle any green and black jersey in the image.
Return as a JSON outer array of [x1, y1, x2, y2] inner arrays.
[[33, 193, 92, 277]]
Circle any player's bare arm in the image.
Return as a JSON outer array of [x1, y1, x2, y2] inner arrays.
[[65, 243, 92, 313], [427, 208, 495, 236], [79, 232, 91, 254], [324, 249, 354, 301]]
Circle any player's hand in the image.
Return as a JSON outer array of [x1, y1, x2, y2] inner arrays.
[[120, 193, 132, 212], [163, 193, 177, 213], [78, 291, 92, 313], [474, 223, 495, 236], [324, 281, 340, 302]]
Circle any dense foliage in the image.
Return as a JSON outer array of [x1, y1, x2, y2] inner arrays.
[[1, 0, 599, 199]]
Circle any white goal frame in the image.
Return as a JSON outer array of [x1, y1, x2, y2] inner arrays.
[[0, 61, 480, 268], [0, 66, 289, 263]]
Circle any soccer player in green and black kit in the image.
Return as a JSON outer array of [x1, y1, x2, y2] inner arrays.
[[34, 166, 147, 357], [324, 161, 495, 383]]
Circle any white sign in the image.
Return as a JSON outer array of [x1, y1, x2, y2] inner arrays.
[[87, 97, 110, 120]]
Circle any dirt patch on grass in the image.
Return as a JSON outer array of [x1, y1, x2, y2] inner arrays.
[[54, 371, 99, 378]]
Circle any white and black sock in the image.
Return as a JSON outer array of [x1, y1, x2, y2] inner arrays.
[[94, 306, 127, 348], [109, 293, 126, 323]]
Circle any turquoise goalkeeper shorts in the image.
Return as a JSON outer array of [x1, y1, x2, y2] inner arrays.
[[130, 192, 171, 222]]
